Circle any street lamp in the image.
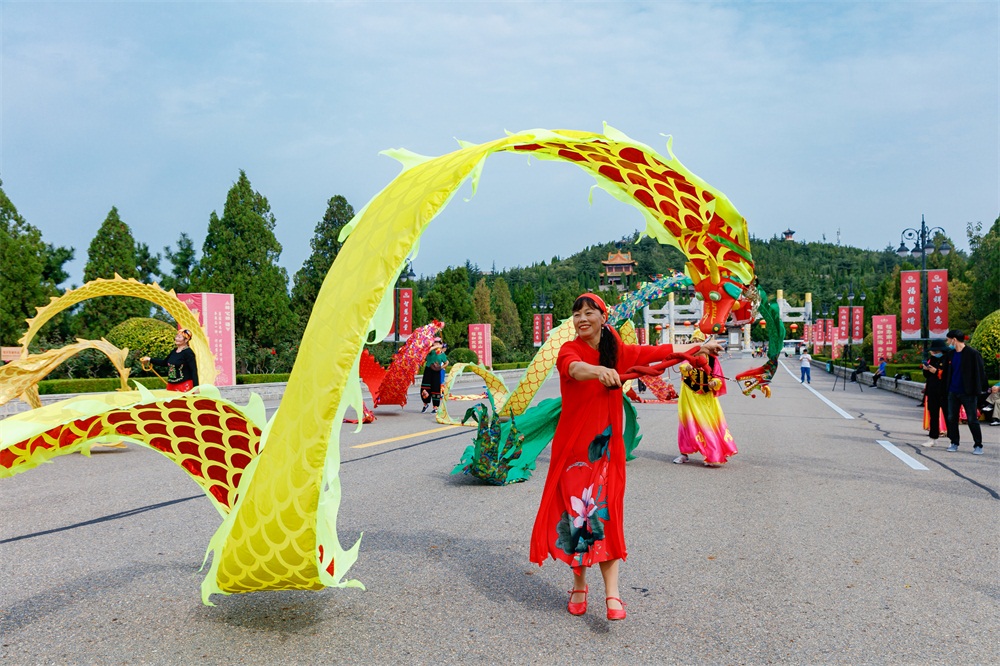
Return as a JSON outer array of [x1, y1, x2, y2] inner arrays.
[[393, 261, 416, 350], [897, 214, 950, 358], [834, 281, 866, 364]]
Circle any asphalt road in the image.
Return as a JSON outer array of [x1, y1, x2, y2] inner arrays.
[[2, 358, 997, 665]]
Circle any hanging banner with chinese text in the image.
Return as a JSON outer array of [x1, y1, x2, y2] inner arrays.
[[468, 323, 492, 368], [837, 307, 850, 344], [926, 269, 949, 338], [900, 271, 921, 340], [532, 314, 543, 347], [872, 315, 897, 366], [385, 288, 413, 340], [852, 306, 864, 342]]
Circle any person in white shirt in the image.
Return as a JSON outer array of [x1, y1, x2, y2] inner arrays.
[[799, 351, 812, 384]]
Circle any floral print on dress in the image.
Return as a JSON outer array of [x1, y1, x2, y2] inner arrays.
[[555, 426, 613, 557]]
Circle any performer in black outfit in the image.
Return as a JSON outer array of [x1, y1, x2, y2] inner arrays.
[[141, 329, 199, 392]]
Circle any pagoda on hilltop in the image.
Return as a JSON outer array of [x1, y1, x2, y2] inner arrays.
[[600, 250, 637, 291]]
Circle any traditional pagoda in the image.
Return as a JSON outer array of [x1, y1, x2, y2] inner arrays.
[[782, 228, 796, 241], [600, 250, 637, 291]]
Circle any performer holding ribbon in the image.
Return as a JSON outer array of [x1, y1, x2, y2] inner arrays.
[[673, 331, 735, 467], [529, 292, 721, 621], [140, 329, 199, 392]]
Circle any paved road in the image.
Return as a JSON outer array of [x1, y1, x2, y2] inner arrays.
[[2, 358, 997, 664]]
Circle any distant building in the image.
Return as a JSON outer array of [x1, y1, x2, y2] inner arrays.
[[782, 229, 796, 241], [600, 250, 637, 291]]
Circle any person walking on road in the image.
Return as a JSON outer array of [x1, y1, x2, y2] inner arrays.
[[420, 340, 448, 413], [920, 340, 948, 447], [799, 351, 812, 384], [942, 329, 988, 454], [529, 292, 720, 621]]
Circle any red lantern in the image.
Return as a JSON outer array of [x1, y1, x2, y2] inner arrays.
[[759, 320, 766, 327], [655, 324, 663, 331], [790, 323, 798, 332], [683, 320, 692, 327]]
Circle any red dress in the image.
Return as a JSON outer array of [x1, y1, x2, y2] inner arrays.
[[530, 336, 677, 571]]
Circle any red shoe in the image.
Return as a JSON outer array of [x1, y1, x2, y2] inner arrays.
[[567, 586, 588, 615], [606, 596, 626, 621]]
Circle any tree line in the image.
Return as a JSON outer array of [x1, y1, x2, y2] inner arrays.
[[1, 171, 997, 377]]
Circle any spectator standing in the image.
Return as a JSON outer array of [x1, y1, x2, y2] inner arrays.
[[942, 329, 988, 454], [799, 351, 812, 384], [920, 340, 948, 447]]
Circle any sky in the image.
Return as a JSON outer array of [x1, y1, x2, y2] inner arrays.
[[2, 1, 997, 288]]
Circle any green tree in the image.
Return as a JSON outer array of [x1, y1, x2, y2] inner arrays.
[[472, 278, 495, 326], [42, 243, 74, 288], [490, 277, 522, 349], [80, 207, 150, 337], [423, 266, 475, 348], [160, 232, 198, 293], [967, 218, 1000, 324], [291, 195, 355, 325], [0, 184, 53, 344], [135, 242, 162, 284], [196, 170, 296, 348]]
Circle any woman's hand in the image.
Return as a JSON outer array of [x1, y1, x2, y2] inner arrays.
[[697, 340, 724, 356], [596, 367, 622, 388]]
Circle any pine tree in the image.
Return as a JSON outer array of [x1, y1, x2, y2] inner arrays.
[[80, 207, 149, 336], [472, 278, 495, 326], [490, 278, 521, 349], [196, 170, 295, 347], [423, 266, 475, 348], [0, 184, 50, 344], [291, 195, 354, 325], [161, 232, 198, 293]]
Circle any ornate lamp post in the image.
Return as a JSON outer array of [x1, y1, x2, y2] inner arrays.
[[897, 215, 950, 358]]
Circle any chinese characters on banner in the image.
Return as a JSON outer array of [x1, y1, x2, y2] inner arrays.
[[177, 292, 236, 386], [0, 347, 20, 362], [837, 307, 850, 343], [926, 269, 949, 338], [900, 271, 921, 340], [637, 327, 647, 345], [543, 314, 553, 341], [830, 327, 841, 360], [852, 306, 864, 342], [468, 324, 492, 368], [871, 315, 897, 366], [804, 323, 813, 346], [386, 288, 413, 340]]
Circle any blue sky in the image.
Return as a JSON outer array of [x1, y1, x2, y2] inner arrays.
[[2, 1, 997, 287]]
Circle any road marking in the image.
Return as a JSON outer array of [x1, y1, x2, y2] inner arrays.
[[779, 360, 854, 419], [350, 425, 461, 449], [876, 439, 929, 470]]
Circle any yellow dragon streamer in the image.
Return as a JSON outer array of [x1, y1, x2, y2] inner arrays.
[[1, 126, 756, 603], [14, 275, 216, 408], [0, 338, 132, 407]]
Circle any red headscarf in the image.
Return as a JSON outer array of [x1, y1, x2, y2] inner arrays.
[[577, 292, 608, 316]]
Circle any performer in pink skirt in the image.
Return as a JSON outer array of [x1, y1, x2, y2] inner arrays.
[[672, 348, 736, 467]]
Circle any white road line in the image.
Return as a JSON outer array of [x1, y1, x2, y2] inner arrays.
[[779, 360, 854, 419], [876, 440, 930, 470]]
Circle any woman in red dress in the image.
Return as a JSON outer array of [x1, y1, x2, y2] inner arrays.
[[529, 293, 720, 620]]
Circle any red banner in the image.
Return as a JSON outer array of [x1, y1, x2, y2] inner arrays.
[[177, 292, 237, 387], [637, 327, 647, 345], [900, 271, 921, 340], [852, 306, 864, 342], [837, 307, 850, 343], [804, 323, 813, 344], [872, 315, 897, 365], [468, 323, 493, 368], [386, 288, 413, 339], [926, 269, 949, 338], [532, 314, 543, 347], [831, 333, 841, 360], [542, 314, 553, 340]]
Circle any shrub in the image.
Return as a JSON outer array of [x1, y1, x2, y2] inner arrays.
[[106, 317, 176, 361], [449, 347, 479, 364], [970, 309, 1000, 378]]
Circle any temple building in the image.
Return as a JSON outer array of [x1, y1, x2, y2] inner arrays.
[[600, 250, 637, 291]]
